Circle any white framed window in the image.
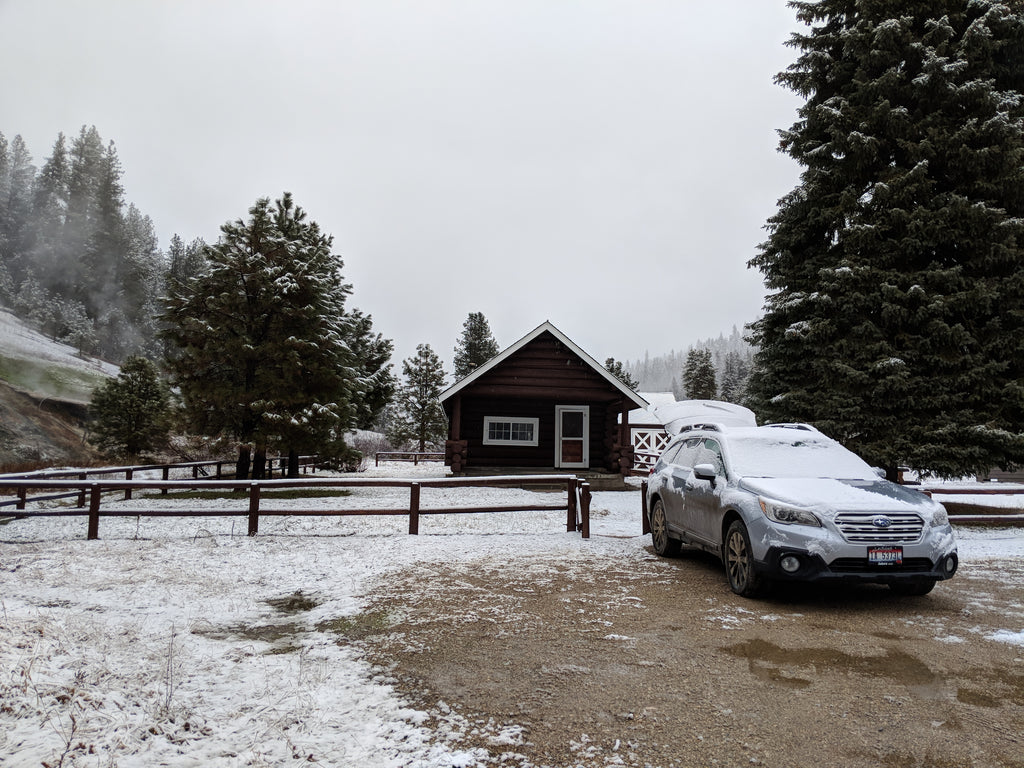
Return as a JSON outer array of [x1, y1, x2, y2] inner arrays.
[[483, 416, 539, 446]]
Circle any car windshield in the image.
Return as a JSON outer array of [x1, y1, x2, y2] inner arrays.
[[727, 432, 877, 480]]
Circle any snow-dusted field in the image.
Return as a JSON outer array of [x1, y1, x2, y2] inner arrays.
[[0, 308, 118, 377], [2, 463, 1022, 767]]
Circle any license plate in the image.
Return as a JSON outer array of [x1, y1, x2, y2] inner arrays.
[[868, 546, 903, 566]]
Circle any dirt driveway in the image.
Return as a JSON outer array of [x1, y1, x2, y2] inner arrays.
[[353, 545, 1024, 768]]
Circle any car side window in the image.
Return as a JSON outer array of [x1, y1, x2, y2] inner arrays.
[[672, 437, 703, 470], [697, 438, 726, 476], [658, 442, 684, 466]]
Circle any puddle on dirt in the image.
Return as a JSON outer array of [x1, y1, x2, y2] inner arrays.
[[724, 638, 945, 697], [265, 590, 320, 614], [192, 620, 305, 644]]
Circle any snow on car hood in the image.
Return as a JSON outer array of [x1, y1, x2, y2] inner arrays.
[[738, 476, 940, 519]]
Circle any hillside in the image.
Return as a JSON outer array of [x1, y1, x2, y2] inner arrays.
[[0, 307, 116, 467]]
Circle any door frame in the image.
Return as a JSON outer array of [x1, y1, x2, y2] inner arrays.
[[554, 405, 590, 469]]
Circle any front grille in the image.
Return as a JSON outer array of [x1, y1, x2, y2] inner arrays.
[[833, 512, 924, 544], [828, 557, 934, 574]]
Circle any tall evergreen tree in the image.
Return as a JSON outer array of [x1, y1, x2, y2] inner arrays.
[[0, 132, 10, 283], [682, 348, 717, 400], [165, 234, 208, 288], [161, 193, 360, 477], [347, 308, 397, 430], [388, 344, 447, 451], [1, 135, 34, 282], [720, 350, 750, 405], [747, 1, 1024, 478], [452, 311, 499, 380], [28, 133, 70, 288]]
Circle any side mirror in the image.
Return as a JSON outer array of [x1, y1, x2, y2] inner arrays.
[[693, 463, 718, 483]]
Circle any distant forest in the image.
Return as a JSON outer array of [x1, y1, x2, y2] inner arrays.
[[624, 326, 756, 400], [0, 127, 193, 362]]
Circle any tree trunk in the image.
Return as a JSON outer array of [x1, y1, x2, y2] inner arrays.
[[235, 445, 251, 481], [287, 449, 300, 478]]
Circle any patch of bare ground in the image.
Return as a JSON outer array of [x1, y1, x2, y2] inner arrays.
[[352, 547, 1024, 768]]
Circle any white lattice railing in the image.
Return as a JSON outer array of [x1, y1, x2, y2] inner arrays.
[[631, 428, 670, 471]]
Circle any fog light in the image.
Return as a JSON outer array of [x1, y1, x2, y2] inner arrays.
[[944, 554, 958, 575], [780, 555, 801, 573]]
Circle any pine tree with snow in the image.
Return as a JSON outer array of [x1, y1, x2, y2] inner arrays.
[[161, 193, 361, 477], [605, 357, 639, 390], [720, 350, 750, 405], [748, 1, 1024, 478], [388, 344, 448, 451], [682, 348, 717, 400], [347, 307, 397, 430], [89, 356, 171, 459], [452, 312, 499, 380], [0, 135, 35, 282]]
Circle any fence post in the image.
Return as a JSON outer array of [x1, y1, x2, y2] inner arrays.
[[580, 482, 591, 539], [87, 484, 101, 540], [77, 473, 86, 507], [409, 482, 420, 535], [125, 468, 133, 501], [247, 483, 261, 536], [566, 477, 577, 532], [17, 487, 26, 510], [641, 480, 650, 535], [162, 466, 170, 495]]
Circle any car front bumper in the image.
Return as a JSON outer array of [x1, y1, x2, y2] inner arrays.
[[753, 545, 959, 584]]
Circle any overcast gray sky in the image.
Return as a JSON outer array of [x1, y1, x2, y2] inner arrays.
[[0, 0, 803, 373]]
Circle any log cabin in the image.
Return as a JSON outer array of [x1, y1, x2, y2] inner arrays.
[[439, 321, 649, 476]]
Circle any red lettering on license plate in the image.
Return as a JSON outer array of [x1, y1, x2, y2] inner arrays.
[[868, 546, 903, 565]]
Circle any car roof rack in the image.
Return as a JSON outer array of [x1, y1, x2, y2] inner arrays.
[[678, 422, 724, 433], [763, 423, 819, 432]]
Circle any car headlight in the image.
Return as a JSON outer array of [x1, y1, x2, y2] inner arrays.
[[759, 497, 822, 527], [931, 506, 949, 527]]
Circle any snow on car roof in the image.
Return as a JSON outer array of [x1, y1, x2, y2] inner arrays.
[[722, 426, 877, 480], [655, 400, 758, 434]]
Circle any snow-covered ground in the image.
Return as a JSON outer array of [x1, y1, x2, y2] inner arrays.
[[1, 463, 1022, 767], [0, 307, 118, 378]]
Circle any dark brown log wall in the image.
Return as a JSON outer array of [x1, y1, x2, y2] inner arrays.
[[456, 397, 611, 470]]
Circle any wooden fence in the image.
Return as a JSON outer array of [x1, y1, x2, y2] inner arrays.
[[375, 451, 445, 466], [0, 475, 592, 540], [0, 456, 318, 510]]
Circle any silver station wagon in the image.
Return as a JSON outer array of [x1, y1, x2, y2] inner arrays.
[[644, 403, 958, 597]]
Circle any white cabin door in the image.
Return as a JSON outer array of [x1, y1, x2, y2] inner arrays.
[[555, 405, 589, 469]]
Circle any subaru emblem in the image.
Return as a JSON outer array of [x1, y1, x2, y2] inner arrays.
[[872, 515, 892, 528]]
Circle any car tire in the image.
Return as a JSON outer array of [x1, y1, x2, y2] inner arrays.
[[889, 580, 936, 596], [725, 520, 765, 597], [650, 499, 681, 557]]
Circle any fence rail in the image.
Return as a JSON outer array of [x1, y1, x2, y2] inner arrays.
[[375, 451, 445, 466], [0, 475, 592, 540], [0, 455, 318, 510]]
